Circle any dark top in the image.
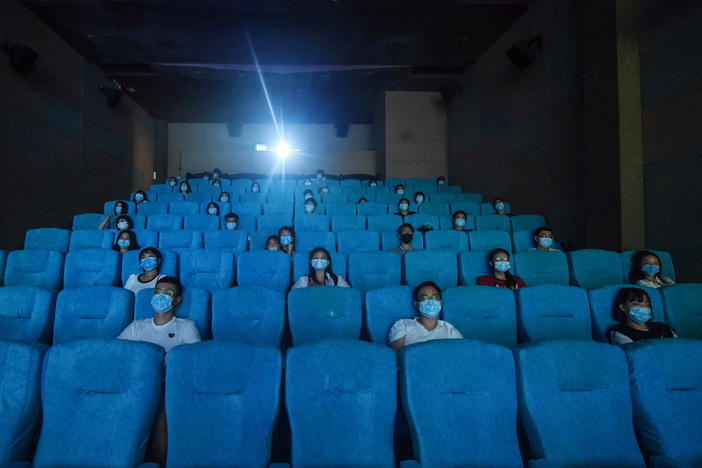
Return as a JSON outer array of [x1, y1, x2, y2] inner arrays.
[[477, 274, 526, 289], [609, 322, 677, 344]]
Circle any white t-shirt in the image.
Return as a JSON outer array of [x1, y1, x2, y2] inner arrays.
[[117, 316, 201, 357], [124, 273, 165, 296], [388, 318, 463, 346], [292, 273, 350, 289]]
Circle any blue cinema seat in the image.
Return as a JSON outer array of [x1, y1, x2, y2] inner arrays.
[[475, 214, 511, 232], [513, 250, 569, 286], [231, 202, 262, 216], [249, 229, 279, 251], [287, 287, 362, 344], [405, 214, 440, 231], [456, 193, 483, 205], [203, 230, 248, 255], [403, 250, 458, 290], [661, 284, 702, 339], [4, 250, 64, 292], [588, 284, 664, 343], [323, 192, 349, 204], [211, 287, 285, 346], [399, 340, 523, 468], [136, 201, 168, 216], [155, 192, 183, 203], [381, 231, 425, 251], [24, 228, 70, 253], [168, 201, 200, 216], [63, 249, 121, 288], [516, 285, 592, 342], [130, 229, 158, 248], [0, 251, 5, 286], [30, 339, 164, 467], [120, 249, 177, 285], [293, 214, 330, 231], [331, 214, 366, 232], [147, 214, 183, 231], [148, 183, 172, 193], [184, 214, 219, 231], [232, 213, 257, 232], [337, 230, 380, 255], [236, 251, 291, 294], [442, 286, 517, 347], [620, 249, 676, 283], [367, 214, 403, 232], [158, 230, 203, 252], [625, 339, 702, 467], [53, 286, 133, 344], [325, 203, 356, 216], [185, 192, 213, 204], [514, 340, 646, 468], [285, 340, 397, 468], [449, 201, 481, 217], [72, 213, 105, 230], [68, 229, 114, 250], [567, 249, 623, 290], [0, 341, 43, 465], [292, 252, 347, 283], [165, 342, 282, 468], [418, 202, 450, 217], [347, 251, 401, 294], [510, 214, 546, 232], [240, 192, 265, 204], [357, 202, 389, 216], [364, 285, 416, 344], [0, 286, 54, 343], [428, 193, 456, 204], [468, 230, 512, 253], [135, 288, 211, 339], [178, 249, 234, 292], [423, 230, 469, 253], [257, 214, 293, 231], [511, 230, 538, 252], [480, 202, 511, 215], [295, 230, 337, 253]]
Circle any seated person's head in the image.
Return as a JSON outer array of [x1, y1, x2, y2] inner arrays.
[[202, 172, 211, 180], [304, 178, 312, 186], [488, 248, 511, 273], [533, 226, 554, 249], [212, 178, 222, 187], [251, 182, 260, 193], [304, 198, 317, 213], [319, 184, 330, 195], [168, 176, 177, 186], [219, 192, 230, 203], [265, 235, 282, 251], [452, 210, 467, 229], [358, 197, 368, 204], [114, 230, 139, 252], [115, 215, 133, 231], [369, 178, 378, 187], [224, 212, 239, 230], [412, 281, 442, 318], [133, 190, 147, 203], [278, 226, 295, 246], [316, 169, 325, 179], [206, 202, 219, 216], [303, 189, 314, 200], [212, 168, 221, 179], [437, 176, 446, 185], [309, 247, 332, 274], [114, 201, 128, 215], [395, 184, 405, 195], [630, 250, 663, 282], [493, 197, 506, 212], [139, 247, 162, 272], [613, 287, 653, 325], [397, 223, 415, 245], [151, 276, 183, 314], [397, 198, 410, 213], [414, 191, 425, 205], [179, 181, 191, 193]]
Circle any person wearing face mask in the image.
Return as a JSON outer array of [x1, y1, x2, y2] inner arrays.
[[357, 197, 368, 204], [168, 177, 178, 188], [369, 178, 378, 187], [179, 181, 192, 194], [205, 202, 220, 217], [303, 178, 313, 186], [113, 230, 140, 255], [318, 185, 330, 197], [219, 192, 231, 203], [132, 190, 148, 206], [202, 172, 211, 181], [629, 250, 675, 288], [493, 197, 509, 215], [292, 247, 350, 288], [212, 169, 221, 180], [477, 248, 526, 289], [212, 178, 222, 188], [529, 226, 561, 252], [114, 215, 134, 232], [452, 211, 468, 231], [609, 287, 677, 346], [414, 191, 425, 206], [124, 247, 166, 295], [316, 170, 325, 181], [99, 201, 129, 230], [389, 223, 417, 256], [394, 198, 416, 217], [278, 226, 295, 256], [251, 183, 261, 193], [223, 212, 239, 231], [437, 176, 446, 186], [265, 235, 282, 252], [395, 184, 406, 196], [303, 198, 317, 214], [389, 281, 463, 351]]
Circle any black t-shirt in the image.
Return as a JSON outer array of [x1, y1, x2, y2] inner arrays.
[[609, 322, 677, 345]]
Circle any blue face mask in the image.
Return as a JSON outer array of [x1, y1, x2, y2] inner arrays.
[[304, 193, 313, 200], [494, 260, 510, 273], [140, 257, 158, 271], [538, 237, 554, 248], [438, 179, 445, 185], [415, 196, 424, 204], [495, 202, 505, 211], [252, 186, 260, 193], [311, 258, 328, 270], [208, 207, 217, 215], [226, 222, 237, 230], [180, 185, 188, 193], [169, 180, 177, 186], [641, 264, 660, 276], [629, 306, 652, 324], [135, 194, 144, 202], [114, 205, 123, 215], [419, 299, 441, 318], [117, 221, 129, 230], [280, 235, 293, 246], [304, 180, 312, 185], [151, 293, 173, 314], [397, 189, 404, 195], [117, 239, 130, 249], [399, 203, 409, 211], [305, 204, 315, 213], [220, 196, 229, 202], [455, 218, 466, 227]]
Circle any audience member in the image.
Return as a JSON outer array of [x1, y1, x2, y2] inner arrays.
[[265, 235, 282, 251], [124, 247, 166, 296], [251, 182, 261, 193], [303, 189, 314, 200], [477, 248, 526, 289], [303, 178, 313, 186], [437, 176, 446, 186], [304, 198, 317, 214], [279, 226, 295, 256], [133, 190, 148, 205], [629, 250, 676, 288], [609, 287, 677, 345], [224, 212, 239, 230], [292, 247, 350, 288], [167, 177, 177, 187], [530, 226, 561, 251], [389, 223, 417, 256], [452, 210, 468, 231], [394, 198, 416, 217], [179, 181, 191, 194], [358, 197, 368, 204], [493, 197, 508, 215], [319, 184, 330, 196], [113, 230, 140, 255], [369, 178, 378, 187], [114, 215, 134, 232], [395, 184, 405, 195], [99, 201, 129, 230], [414, 191, 425, 206], [205, 202, 219, 216], [219, 192, 230, 203]]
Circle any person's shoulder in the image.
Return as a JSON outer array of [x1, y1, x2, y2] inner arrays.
[[476, 275, 492, 284], [648, 321, 675, 334], [391, 318, 416, 328]]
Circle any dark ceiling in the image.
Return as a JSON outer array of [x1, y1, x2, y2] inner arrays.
[[23, 0, 527, 123]]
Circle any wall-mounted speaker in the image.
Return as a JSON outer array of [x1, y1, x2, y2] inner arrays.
[[1, 42, 38, 75], [335, 123, 349, 138]]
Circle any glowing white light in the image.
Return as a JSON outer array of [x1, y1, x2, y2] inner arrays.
[[275, 141, 291, 159], [255, 144, 268, 152]]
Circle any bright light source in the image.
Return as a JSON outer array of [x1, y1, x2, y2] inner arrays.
[[274, 140, 291, 159], [255, 144, 268, 152]]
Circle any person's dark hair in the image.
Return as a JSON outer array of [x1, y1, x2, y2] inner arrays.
[[113, 229, 140, 252], [212, 179, 222, 187], [398, 198, 410, 207], [493, 197, 504, 206], [395, 184, 405, 191], [534, 226, 553, 237], [202, 172, 211, 179], [397, 222, 414, 235], [437, 176, 446, 182], [303, 189, 313, 197], [413, 281, 442, 301], [139, 247, 163, 265], [132, 190, 148, 203], [179, 181, 191, 193], [358, 197, 368, 203], [613, 287, 651, 323], [488, 248, 517, 289], [629, 250, 662, 283], [115, 215, 134, 229], [114, 201, 129, 214], [266, 235, 281, 249], [278, 225, 295, 238], [157, 276, 183, 297], [452, 210, 467, 220], [224, 212, 239, 222], [414, 191, 425, 201], [308, 247, 338, 285], [206, 202, 220, 216], [213, 168, 221, 177]]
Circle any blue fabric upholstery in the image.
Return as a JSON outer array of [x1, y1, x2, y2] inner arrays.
[[400, 340, 522, 468], [337, 230, 380, 255], [427, 193, 455, 204], [155, 193, 183, 203], [184, 214, 220, 231], [625, 339, 702, 466], [588, 284, 664, 342], [236, 251, 291, 294], [364, 286, 416, 344], [120, 249, 177, 285], [423, 230, 469, 253], [127, 215, 147, 230], [620, 249, 676, 282], [158, 230, 203, 252], [285, 340, 396, 468], [25, 228, 70, 253], [347, 251, 401, 293], [323, 192, 349, 204], [231, 202, 262, 216], [514, 340, 646, 467], [516, 285, 592, 342], [211, 287, 285, 346], [567, 249, 623, 290], [53, 286, 133, 344], [357, 202, 388, 216], [178, 249, 234, 292], [510, 214, 546, 232], [512, 230, 538, 251], [405, 214, 440, 231], [367, 214, 403, 232], [0, 341, 44, 465], [450, 201, 481, 217], [185, 192, 213, 204], [513, 251, 569, 286], [248, 229, 279, 250], [438, 215, 472, 230], [168, 201, 200, 216], [469, 230, 512, 253], [264, 203, 293, 216], [381, 231, 424, 251], [240, 192, 266, 204], [295, 230, 337, 253], [418, 202, 449, 216], [324, 203, 356, 216], [104, 201, 136, 216], [287, 287, 362, 344], [203, 230, 248, 254], [331, 214, 366, 232], [63, 249, 120, 288], [135, 288, 211, 338], [165, 342, 282, 468], [32, 339, 164, 468], [442, 286, 517, 347], [131, 229, 158, 248], [147, 214, 183, 231], [476, 215, 511, 232], [661, 284, 702, 339], [375, 192, 403, 205], [68, 229, 114, 251], [72, 213, 105, 230], [148, 183, 172, 193], [0, 286, 54, 343], [403, 250, 458, 290], [292, 252, 346, 283], [4, 250, 64, 292], [480, 202, 511, 215], [233, 213, 257, 232], [136, 201, 168, 216], [257, 214, 293, 231], [293, 214, 330, 231]]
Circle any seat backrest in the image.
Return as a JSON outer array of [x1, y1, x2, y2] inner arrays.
[[403, 250, 458, 290], [249, 229, 278, 251], [137, 201, 169, 216], [423, 230, 469, 253], [33, 339, 164, 468], [331, 214, 366, 232], [400, 340, 522, 468], [287, 287, 362, 344], [323, 192, 349, 204], [147, 214, 184, 232], [514, 340, 646, 467], [168, 201, 200, 216], [63, 249, 121, 289], [468, 230, 512, 254], [442, 286, 517, 347], [567, 249, 623, 289], [510, 214, 546, 232], [476, 214, 511, 232], [480, 202, 511, 215], [439, 215, 472, 231], [661, 284, 702, 339], [295, 230, 337, 253], [620, 249, 676, 283], [516, 285, 592, 342], [428, 192, 456, 204], [257, 214, 293, 231], [380, 231, 425, 251], [148, 183, 172, 193], [240, 192, 266, 204], [292, 252, 347, 283], [366, 214, 402, 232], [72, 213, 105, 230], [165, 342, 282, 468], [337, 230, 380, 255], [405, 214, 439, 231], [625, 339, 702, 465], [158, 230, 203, 251], [513, 251, 569, 286], [184, 214, 219, 231], [347, 251, 401, 294], [0, 340, 43, 465], [365, 285, 416, 344], [294, 214, 330, 231], [203, 230, 248, 254], [4, 250, 64, 292], [120, 248, 177, 285], [231, 202, 262, 216], [68, 229, 114, 251], [449, 201, 481, 217], [0, 286, 54, 343], [178, 249, 234, 292], [357, 202, 388, 216], [184, 192, 213, 204], [211, 287, 285, 346], [155, 193, 183, 204], [25, 228, 71, 253], [131, 229, 158, 248], [285, 340, 396, 468], [588, 284, 664, 342], [325, 202, 356, 216], [455, 191, 483, 203], [135, 288, 211, 338], [236, 251, 291, 294], [511, 229, 537, 251]]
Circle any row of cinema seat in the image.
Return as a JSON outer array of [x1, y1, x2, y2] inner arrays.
[[3, 338, 700, 467], [2, 282, 701, 347]]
